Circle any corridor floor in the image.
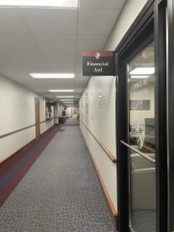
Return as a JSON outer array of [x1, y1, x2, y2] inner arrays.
[[0, 119, 116, 232]]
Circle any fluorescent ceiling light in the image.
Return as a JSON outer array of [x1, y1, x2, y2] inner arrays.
[[60, 99, 74, 101], [49, 89, 74, 92], [30, 73, 74, 79], [56, 96, 74, 98], [61, 102, 74, 104], [130, 75, 150, 79], [61, 100, 74, 102], [130, 67, 155, 75], [0, 0, 78, 8]]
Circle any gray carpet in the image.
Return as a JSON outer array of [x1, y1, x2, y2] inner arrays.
[[63, 118, 79, 126], [0, 119, 116, 232]]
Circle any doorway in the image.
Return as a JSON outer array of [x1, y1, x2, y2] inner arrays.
[[115, 1, 167, 231]]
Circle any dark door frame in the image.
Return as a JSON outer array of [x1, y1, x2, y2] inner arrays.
[[167, 0, 174, 231], [115, 0, 167, 231]]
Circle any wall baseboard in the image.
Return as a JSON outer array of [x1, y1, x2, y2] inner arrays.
[[82, 136, 118, 229]]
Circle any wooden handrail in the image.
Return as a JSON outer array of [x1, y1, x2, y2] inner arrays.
[[0, 119, 55, 138], [0, 124, 35, 139], [40, 118, 54, 124], [120, 140, 155, 163], [80, 120, 117, 162]]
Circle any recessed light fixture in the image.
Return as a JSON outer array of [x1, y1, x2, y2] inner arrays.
[[130, 67, 155, 75], [61, 103, 74, 104], [130, 75, 150, 79], [49, 89, 74, 92], [0, 0, 78, 8], [56, 96, 74, 98], [62, 103, 74, 104], [30, 73, 75, 79], [60, 98, 74, 100], [60, 99, 74, 101]]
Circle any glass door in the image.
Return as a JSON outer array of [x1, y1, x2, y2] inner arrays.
[[121, 42, 156, 232], [116, 1, 167, 231]]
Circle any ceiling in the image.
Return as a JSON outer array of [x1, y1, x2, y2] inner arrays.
[[0, 0, 126, 106]]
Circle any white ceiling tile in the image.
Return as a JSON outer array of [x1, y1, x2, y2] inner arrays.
[[1, 71, 61, 92], [0, 9, 28, 33], [55, 79, 75, 88], [75, 51, 84, 76], [0, 2, 126, 100], [19, 8, 77, 34], [77, 35, 107, 50], [33, 35, 76, 50], [0, 35, 37, 50], [48, 61, 75, 72], [0, 51, 11, 65], [80, 0, 126, 10], [78, 9, 119, 35], [0, 67, 49, 77], [0, 49, 46, 67], [32, 80, 61, 90], [41, 49, 75, 62]]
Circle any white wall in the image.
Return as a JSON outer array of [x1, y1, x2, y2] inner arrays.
[[105, 0, 148, 50], [80, 0, 148, 213], [0, 75, 54, 163], [66, 107, 72, 117], [65, 107, 79, 118], [0, 127, 35, 163], [54, 103, 60, 124], [80, 76, 116, 156], [58, 104, 65, 117], [40, 119, 54, 134], [0, 77, 35, 135], [54, 103, 58, 117]]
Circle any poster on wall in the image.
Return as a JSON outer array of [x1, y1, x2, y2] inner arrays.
[[82, 51, 114, 76], [46, 101, 53, 119], [129, 100, 150, 110]]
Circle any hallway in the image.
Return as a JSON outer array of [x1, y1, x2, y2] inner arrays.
[[0, 119, 116, 232]]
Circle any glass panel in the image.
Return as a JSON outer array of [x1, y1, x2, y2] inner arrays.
[[128, 42, 156, 232]]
